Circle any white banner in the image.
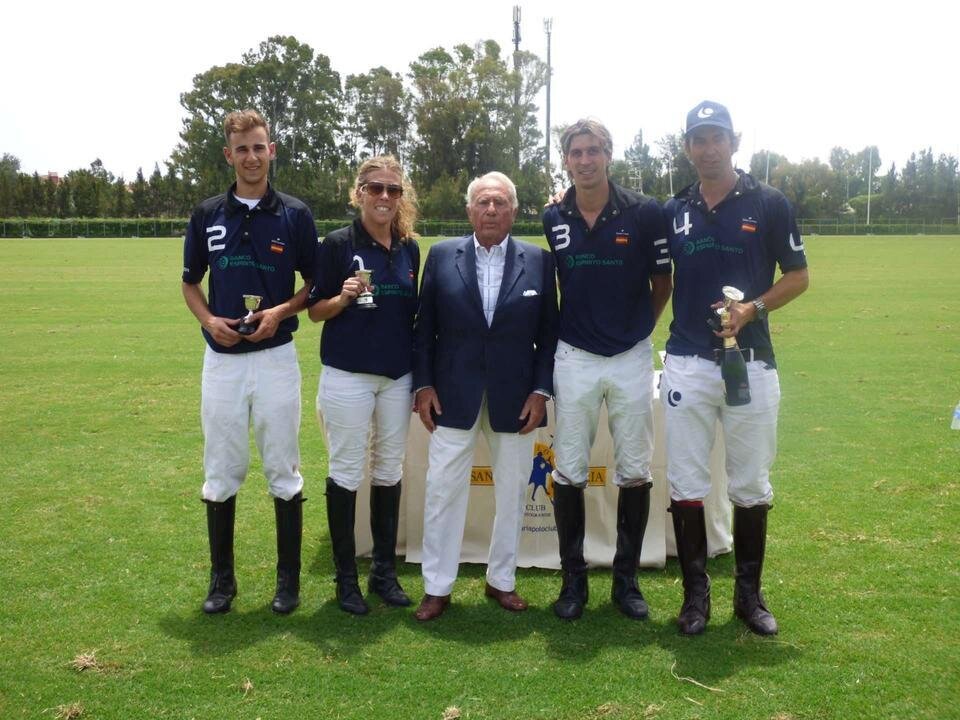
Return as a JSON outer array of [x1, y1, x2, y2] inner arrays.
[[343, 379, 733, 569]]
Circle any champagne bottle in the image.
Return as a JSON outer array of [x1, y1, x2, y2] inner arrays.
[[717, 292, 751, 406], [721, 335, 751, 406]]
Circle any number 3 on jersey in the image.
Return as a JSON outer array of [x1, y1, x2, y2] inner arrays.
[[551, 223, 571, 251]]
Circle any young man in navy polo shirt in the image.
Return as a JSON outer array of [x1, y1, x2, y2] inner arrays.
[[543, 119, 672, 620], [182, 109, 317, 616], [662, 101, 808, 636]]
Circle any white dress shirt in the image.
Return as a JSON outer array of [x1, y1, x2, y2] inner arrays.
[[473, 234, 508, 327]]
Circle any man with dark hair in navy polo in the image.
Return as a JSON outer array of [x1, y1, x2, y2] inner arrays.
[[182, 108, 317, 616], [543, 119, 672, 621], [662, 101, 808, 636]]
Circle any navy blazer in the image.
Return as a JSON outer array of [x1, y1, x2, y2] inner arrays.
[[413, 234, 559, 432]]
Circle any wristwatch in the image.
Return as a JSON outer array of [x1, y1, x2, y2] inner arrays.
[[752, 297, 768, 321]]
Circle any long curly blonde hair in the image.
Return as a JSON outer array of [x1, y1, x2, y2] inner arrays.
[[350, 155, 420, 241]]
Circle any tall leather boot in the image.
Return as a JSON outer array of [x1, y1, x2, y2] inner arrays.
[[733, 504, 778, 635], [202, 495, 237, 614], [272, 492, 304, 614], [368, 483, 411, 607], [552, 483, 588, 620], [670, 500, 711, 635], [325, 477, 369, 615], [610, 483, 651, 619]]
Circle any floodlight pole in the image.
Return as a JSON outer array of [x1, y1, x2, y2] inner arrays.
[[513, 6, 521, 51], [629, 162, 643, 193], [544, 17, 553, 179], [866, 147, 873, 226], [632, 129, 643, 193]]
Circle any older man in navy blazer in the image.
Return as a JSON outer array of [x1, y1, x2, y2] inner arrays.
[[412, 171, 559, 621]]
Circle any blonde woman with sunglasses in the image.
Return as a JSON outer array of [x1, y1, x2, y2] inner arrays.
[[307, 156, 420, 615]]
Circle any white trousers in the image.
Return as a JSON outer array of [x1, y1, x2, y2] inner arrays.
[[317, 366, 413, 492], [552, 339, 655, 488], [421, 398, 535, 596], [200, 342, 303, 502], [661, 354, 780, 507]]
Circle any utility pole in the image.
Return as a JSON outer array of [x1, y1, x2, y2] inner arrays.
[[512, 6, 522, 170], [544, 17, 553, 180]]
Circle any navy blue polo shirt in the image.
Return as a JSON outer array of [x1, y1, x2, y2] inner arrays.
[[663, 170, 808, 358], [543, 181, 671, 356], [307, 219, 420, 380], [182, 182, 318, 353]]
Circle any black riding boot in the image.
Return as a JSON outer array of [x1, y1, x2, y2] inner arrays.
[[202, 495, 237, 614], [733, 504, 778, 635], [610, 483, 651, 620], [272, 493, 304, 614], [368, 483, 411, 607], [325, 477, 369, 615], [552, 483, 588, 619], [670, 500, 711, 635]]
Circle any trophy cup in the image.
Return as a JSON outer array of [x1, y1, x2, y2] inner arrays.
[[355, 269, 377, 310], [718, 285, 751, 406], [236, 294, 262, 335]]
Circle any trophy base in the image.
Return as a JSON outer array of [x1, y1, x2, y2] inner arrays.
[[357, 296, 377, 310], [236, 323, 258, 336]]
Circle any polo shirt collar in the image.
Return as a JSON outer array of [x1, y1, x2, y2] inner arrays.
[[677, 169, 759, 208], [224, 182, 281, 217], [558, 180, 634, 219], [353, 218, 399, 251]]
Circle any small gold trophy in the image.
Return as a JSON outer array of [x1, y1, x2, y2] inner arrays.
[[355, 269, 377, 310], [718, 285, 751, 406], [237, 294, 262, 335]]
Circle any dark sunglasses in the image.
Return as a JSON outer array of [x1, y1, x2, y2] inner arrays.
[[362, 182, 404, 199]]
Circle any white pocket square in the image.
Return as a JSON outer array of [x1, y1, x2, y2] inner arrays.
[[522, 289, 538, 297]]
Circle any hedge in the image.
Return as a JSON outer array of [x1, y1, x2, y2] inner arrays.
[[0, 217, 548, 239], [3, 217, 956, 239]]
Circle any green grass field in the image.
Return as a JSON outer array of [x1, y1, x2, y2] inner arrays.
[[1, 236, 958, 719]]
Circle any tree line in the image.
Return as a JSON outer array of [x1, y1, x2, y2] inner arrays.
[[2, 35, 958, 224]]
